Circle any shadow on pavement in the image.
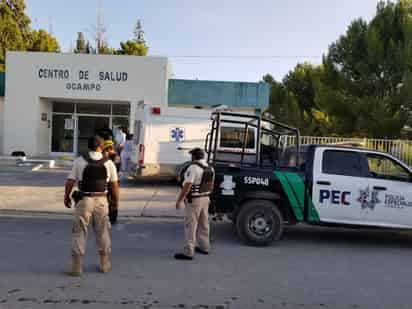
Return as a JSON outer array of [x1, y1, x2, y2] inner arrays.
[[283, 225, 412, 249], [0, 168, 179, 188]]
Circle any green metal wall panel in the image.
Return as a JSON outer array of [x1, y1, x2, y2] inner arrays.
[[0, 72, 5, 97], [168, 79, 269, 110]]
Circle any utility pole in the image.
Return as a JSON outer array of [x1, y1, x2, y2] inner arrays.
[[48, 16, 54, 35], [96, 0, 102, 54]]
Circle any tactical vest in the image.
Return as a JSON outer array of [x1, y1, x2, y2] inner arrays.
[[79, 153, 108, 193], [190, 162, 215, 198]]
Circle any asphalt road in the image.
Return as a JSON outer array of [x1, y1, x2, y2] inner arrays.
[[1, 216, 412, 309]]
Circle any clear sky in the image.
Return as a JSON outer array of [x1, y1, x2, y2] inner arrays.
[[25, 0, 379, 82]]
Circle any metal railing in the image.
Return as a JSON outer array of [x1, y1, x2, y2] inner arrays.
[[284, 136, 412, 167]]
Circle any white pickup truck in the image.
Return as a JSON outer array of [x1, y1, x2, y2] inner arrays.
[[206, 112, 412, 245]]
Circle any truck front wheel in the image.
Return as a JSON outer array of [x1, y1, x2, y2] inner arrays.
[[236, 200, 283, 246]]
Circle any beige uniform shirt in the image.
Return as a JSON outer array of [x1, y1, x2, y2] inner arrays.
[[183, 159, 208, 186], [68, 151, 118, 184]]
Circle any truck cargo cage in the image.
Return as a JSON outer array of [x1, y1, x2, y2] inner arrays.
[[206, 112, 301, 169]]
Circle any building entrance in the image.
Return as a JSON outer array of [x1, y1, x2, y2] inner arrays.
[[77, 116, 110, 154], [51, 101, 130, 155]]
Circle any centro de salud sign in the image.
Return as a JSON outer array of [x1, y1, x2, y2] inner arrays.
[[37, 68, 128, 92]]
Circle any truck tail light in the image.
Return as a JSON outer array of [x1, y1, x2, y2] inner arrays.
[[138, 144, 145, 166], [151, 107, 161, 115]]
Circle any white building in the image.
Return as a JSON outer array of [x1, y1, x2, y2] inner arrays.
[[0, 51, 269, 156]]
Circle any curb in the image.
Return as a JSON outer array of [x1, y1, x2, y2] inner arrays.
[[0, 209, 183, 219]]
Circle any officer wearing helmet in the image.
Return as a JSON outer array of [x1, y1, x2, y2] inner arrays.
[[174, 148, 215, 260], [64, 136, 119, 276], [101, 139, 121, 224]]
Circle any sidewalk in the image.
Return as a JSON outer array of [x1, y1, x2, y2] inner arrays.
[[0, 165, 184, 218]]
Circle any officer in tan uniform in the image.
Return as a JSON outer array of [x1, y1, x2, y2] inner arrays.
[[64, 136, 119, 276], [175, 148, 214, 260]]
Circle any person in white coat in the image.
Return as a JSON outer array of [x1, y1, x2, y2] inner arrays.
[[114, 127, 126, 154], [120, 133, 133, 174]]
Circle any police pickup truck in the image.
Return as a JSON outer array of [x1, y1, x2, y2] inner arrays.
[[206, 112, 412, 246]]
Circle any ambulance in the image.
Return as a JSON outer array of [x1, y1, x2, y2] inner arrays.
[[130, 102, 258, 179], [130, 102, 211, 179]]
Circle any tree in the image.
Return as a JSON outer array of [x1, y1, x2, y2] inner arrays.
[[262, 74, 301, 128], [283, 63, 322, 123], [118, 19, 148, 56], [98, 40, 116, 55], [265, 0, 412, 138], [3, 0, 31, 42], [28, 29, 59, 52], [322, 0, 412, 138], [0, 0, 59, 70], [0, 0, 29, 70], [264, 64, 332, 136], [117, 40, 148, 56]]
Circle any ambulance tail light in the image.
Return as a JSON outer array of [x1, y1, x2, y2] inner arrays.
[[138, 144, 145, 166], [151, 107, 161, 115]]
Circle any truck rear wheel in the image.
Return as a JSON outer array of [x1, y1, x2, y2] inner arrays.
[[236, 200, 283, 246]]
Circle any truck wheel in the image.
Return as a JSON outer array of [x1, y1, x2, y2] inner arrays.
[[236, 200, 283, 246]]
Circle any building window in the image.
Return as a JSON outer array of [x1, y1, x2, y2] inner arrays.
[[53, 102, 74, 113], [76, 103, 111, 115], [112, 104, 130, 115], [112, 116, 129, 131]]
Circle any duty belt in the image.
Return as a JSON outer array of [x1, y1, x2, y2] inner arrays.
[[82, 192, 107, 197], [190, 185, 210, 199]]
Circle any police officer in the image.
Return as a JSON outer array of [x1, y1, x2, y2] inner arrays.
[[102, 139, 121, 224], [64, 136, 119, 276], [102, 139, 121, 172], [174, 148, 214, 260]]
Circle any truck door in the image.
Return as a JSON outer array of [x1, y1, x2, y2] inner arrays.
[[363, 152, 412, 228], [312, 148, 369, 225]]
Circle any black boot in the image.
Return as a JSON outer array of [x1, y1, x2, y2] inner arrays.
[[174, 253, 193, 260], [195, 247, 209, 255]]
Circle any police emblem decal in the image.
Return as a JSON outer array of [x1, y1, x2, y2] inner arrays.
[[358, 186, 380, 210]]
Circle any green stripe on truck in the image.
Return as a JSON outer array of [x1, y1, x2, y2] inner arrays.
[[275, 171, 304, 221], [274, 171, 320, 223]]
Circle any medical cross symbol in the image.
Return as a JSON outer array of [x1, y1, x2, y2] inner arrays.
[[170, 127, 185, 142]]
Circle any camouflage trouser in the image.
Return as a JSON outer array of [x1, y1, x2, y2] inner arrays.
[[71, 196, 111, 256], [183, 197, 210, 257]]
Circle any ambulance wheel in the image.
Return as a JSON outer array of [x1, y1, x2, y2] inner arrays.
[[236, 200, 283, 246]]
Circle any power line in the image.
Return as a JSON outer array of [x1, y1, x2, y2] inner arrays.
[[168, 55, 322, 59]]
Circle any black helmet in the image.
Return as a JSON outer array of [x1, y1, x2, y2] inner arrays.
[[189, 147, 205, 160]]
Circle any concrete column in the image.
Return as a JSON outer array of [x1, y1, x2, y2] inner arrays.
[[129, 101, 137, 134]]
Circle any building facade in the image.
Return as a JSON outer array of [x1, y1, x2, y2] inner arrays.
[[0, 52, 268, 156]]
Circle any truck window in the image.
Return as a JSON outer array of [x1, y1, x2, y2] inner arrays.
[[367, 154, 411, 182], [278, 146, 309, 169], [220, 127, 255, 149], [322, 150, 362, 177]]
